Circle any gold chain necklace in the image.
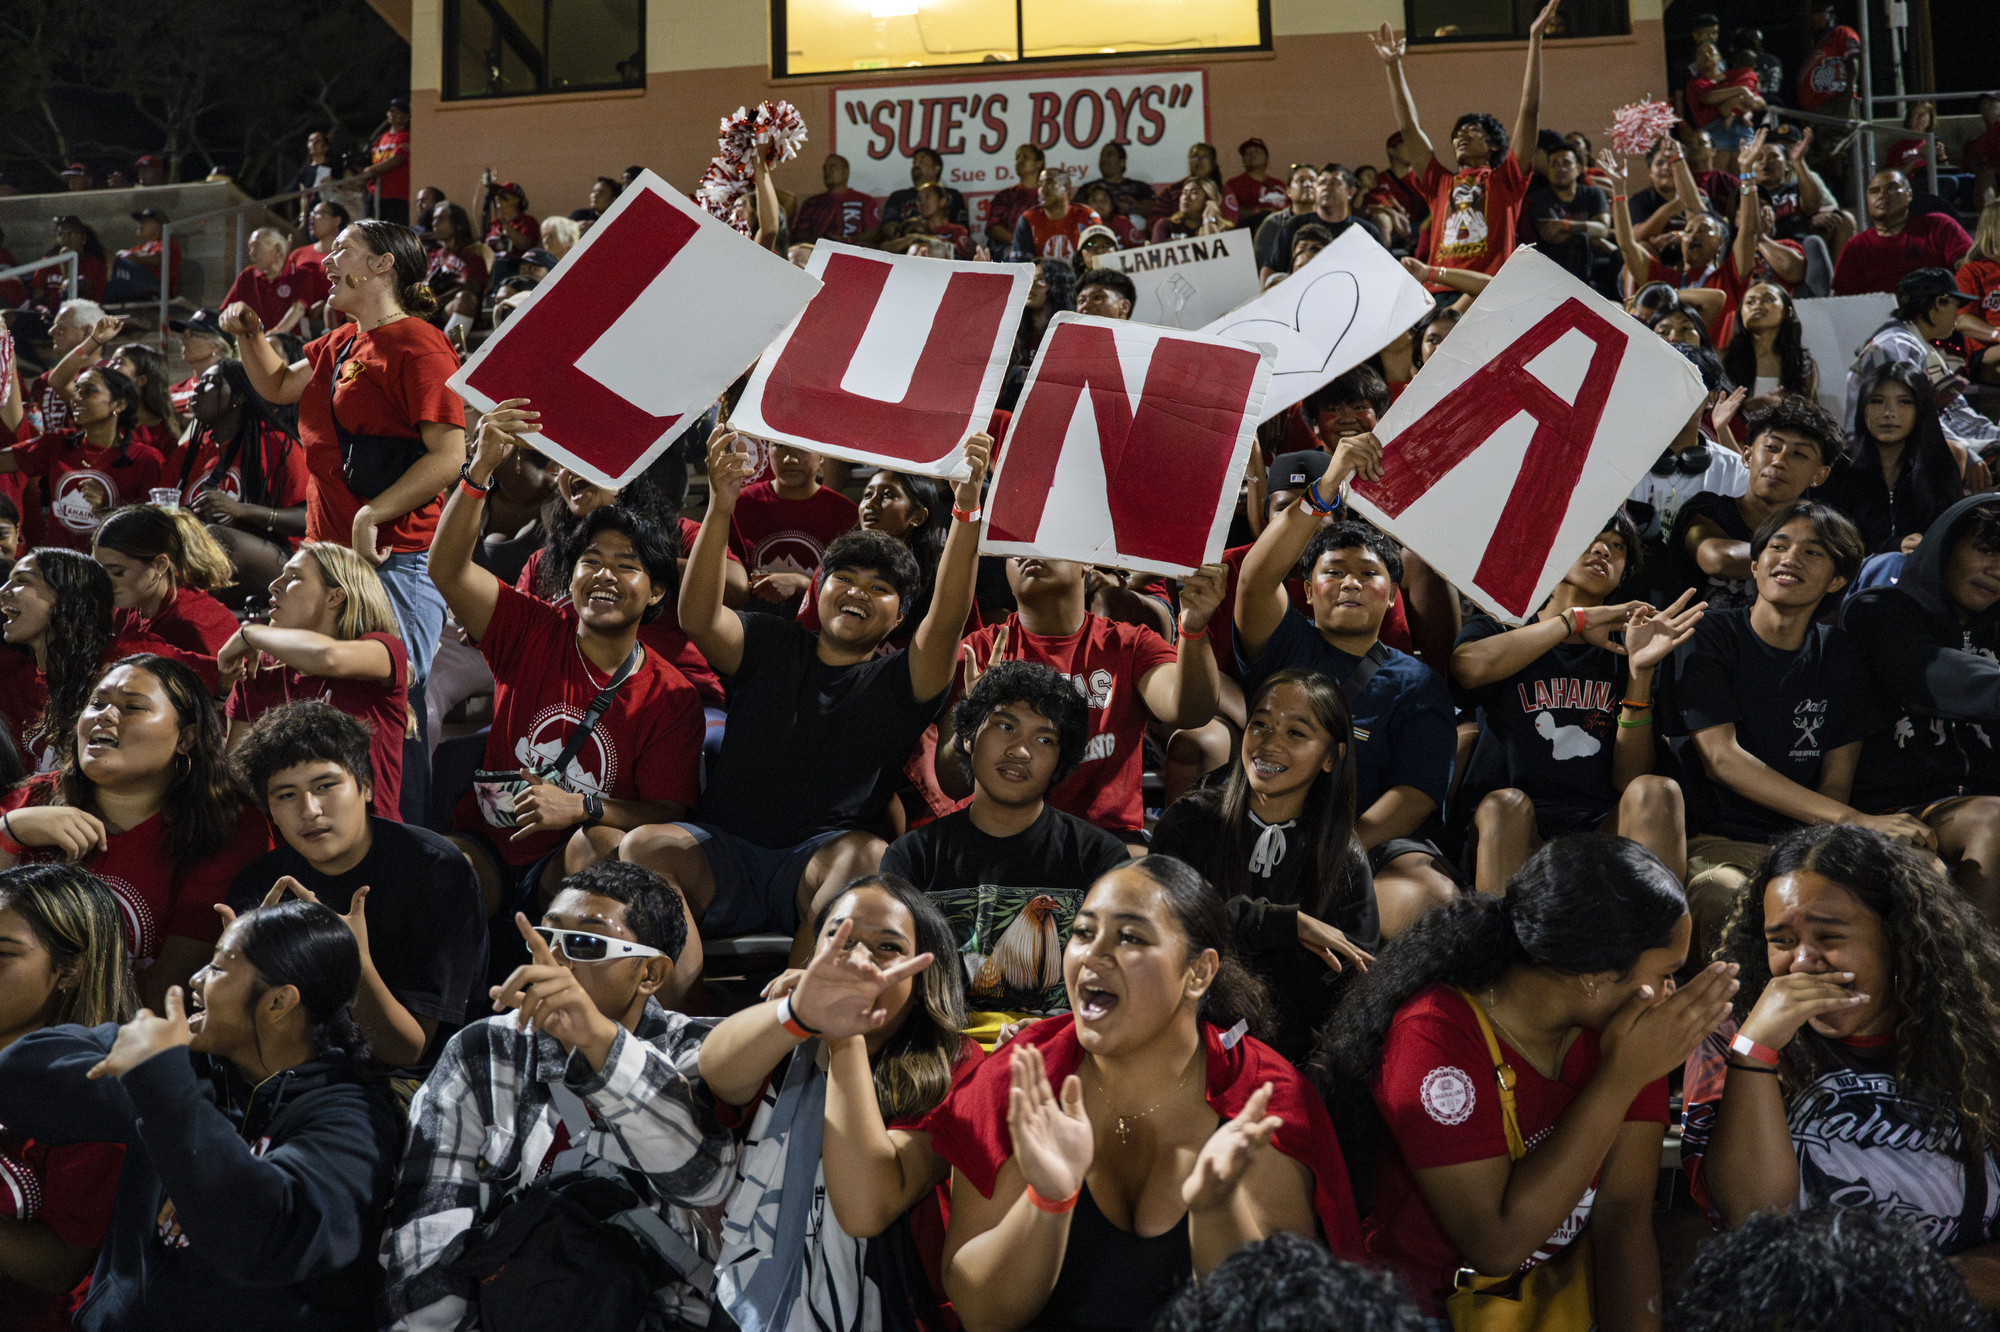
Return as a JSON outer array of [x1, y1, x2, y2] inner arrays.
[[1088, 1054, 1198, 1146]]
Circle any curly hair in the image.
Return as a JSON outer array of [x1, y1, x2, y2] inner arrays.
[[813, 873, 967, 1122], [532, 452, 684, 605], [951, 659, 1090, 789], [1717, 824, 2000, 1155], [232, 699, 375, 810], [49, 654, 241, 871], [1155, 1231, 1426, 1332], [20, 550, 114, 767], [557, 860, 688, 960], [1452, 111, 1510, 162], [1668, 1205, 1985, 1332], [1749, 392, 1844, 466]]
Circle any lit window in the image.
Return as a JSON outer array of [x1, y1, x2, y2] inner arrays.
[[773, 0, 1268, 77], [1404, 0, 1626, 43], [445, 0, 646, 100]]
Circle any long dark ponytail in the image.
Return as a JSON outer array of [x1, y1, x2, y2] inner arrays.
[[1125, 855, 1278, 1042], [235, 898, 371, 1064], [24, 550, 114, 766], [1312, 836, 1685, 1209], [180, 358, 301, 508]]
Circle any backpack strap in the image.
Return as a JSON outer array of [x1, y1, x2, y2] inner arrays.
[[1455, 988, 1527, 1161], [546, 1080, 716, 1292], [1341, 641, 1391, 708], [545, 644, 644, 788]]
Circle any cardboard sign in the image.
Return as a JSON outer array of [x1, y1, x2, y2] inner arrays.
[[1793, 291, 1894, 423], [1100, 231, 1259, 330], [732, 240, 1033, 479], [830, 69, 1209, 226], [982, 312, 1273, 576], [450, 170, 821, 490], [1201, 225, 1433, 421], [1347, 249, 1707, 623]]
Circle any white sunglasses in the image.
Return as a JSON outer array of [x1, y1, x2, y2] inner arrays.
[[533, 926, 663, 964]]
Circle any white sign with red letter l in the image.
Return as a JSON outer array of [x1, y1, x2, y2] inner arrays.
[[732, 240, 1033, 480], [449, 170, 820, 490], [1345, 249, 1706, 624], [981, 312, 1274, 577]]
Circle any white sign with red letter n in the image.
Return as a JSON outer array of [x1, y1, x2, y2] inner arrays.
[[449, 169, 820, 491], [732, 240, 1033, 480], [981, 312, 1274, 577], [1346, 249, 1706, 623]]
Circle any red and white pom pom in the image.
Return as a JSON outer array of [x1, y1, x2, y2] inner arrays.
[[1609, 99, 1681, 157], [696, 158, 753, 228], [751, 100, 808, 167]]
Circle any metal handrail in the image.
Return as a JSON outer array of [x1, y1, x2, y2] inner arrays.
[[1858, 91, 1998, 107], [0, 252, 80, 303], [156, 186, 316, 343], [1764, 105, 1942, 209]]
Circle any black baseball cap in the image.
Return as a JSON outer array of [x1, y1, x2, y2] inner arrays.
[[131, 207, 169, 223], [168, 308, 232, 342], [1896, 267, 1976, 308], [1270, 450, 1332, 491], [518, 248, 560, 269]]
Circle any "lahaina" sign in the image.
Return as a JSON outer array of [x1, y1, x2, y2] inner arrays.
[[1098, 230, 1258, 330]]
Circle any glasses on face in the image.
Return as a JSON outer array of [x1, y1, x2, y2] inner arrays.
[[532, 926, 663, 964]]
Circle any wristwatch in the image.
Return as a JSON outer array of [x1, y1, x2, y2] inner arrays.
[[581, 792, 605, 826]]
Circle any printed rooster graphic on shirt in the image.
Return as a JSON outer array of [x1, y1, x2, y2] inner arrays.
[[933, 887, 1079, 1015], [973, 895, 1064, 997]]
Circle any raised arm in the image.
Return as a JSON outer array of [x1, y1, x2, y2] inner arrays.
[[1371, 25, 1438, 173], [824, 1036, 953, 1238], [427, 401, 527, 642], [219, 303, 313, 405], [1512, 0, 1563, 171], [1601, 154, 1655, 294], [907, 433, 992, 704], [1235, 433, 1385, 662], [48, 315, 128, 394], [1731, 131, 1767, 279], [1135, 563, 1225, 729], [1790, 134, 1829, 217], [680, 426, 752, 678]]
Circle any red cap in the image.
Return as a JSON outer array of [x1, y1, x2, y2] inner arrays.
[[61, 163, 87, 176], [134, 154, 163, 168], [1238, 137, 1269, 154]]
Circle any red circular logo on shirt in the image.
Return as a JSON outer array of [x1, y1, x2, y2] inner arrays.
[[51, 469, 117, 534]]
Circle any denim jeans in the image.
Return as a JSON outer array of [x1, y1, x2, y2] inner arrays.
[[375, 549, 446, 687]]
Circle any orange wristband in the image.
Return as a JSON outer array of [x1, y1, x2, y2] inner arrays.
[[1026, 1183, 1079, 1213]]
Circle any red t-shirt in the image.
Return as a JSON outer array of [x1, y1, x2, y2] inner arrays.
[[1798, 25, 1861, 109], [1369, 985, 1670, 1311], [453, 583, 704, 865], [486, 213, 539, 255], [1832, 213, 1975, 295], [36, 253, 105, 307], [298, 319, 464, 553], [515, 543, 726, 710], [1, 777, 270, 965], [223, 266, 319, 330], [1019, 204, 1104, 261], [1686, 69, 1761, 129], [984, 185, 1039, 242], [1886, 137, 1932, 177], [179, 421, 310, 548], [123, 238, 182, 293], [169, 373, 199, 418], [956, 612, 1177, 835], [371, 127, 411, 202], [794, 189, 880, 244], [1961, 121, 2000, 172], [428, 245, 490, 297], [0, 1134, 124, 1332], [1958, 258, 2000, 349], [113, 585, 238, 657], [227, 630, 410, 820], [1420, 155, 1532, 282], [1225, 173, 1290, 219], [11, 431, 166, 551], [285, 242, 330, 281], [25, 373, 74, 438], [727, 482, 859, 579]]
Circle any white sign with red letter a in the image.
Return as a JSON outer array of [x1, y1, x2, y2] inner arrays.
[[981, 312, 1274, 578], [449, 170, 820, 491], [732, 240, 1033, 480], [1345, 249, 1706, 624]]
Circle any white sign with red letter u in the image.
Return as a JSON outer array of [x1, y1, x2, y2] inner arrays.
[[732, 240, 1033, 480]]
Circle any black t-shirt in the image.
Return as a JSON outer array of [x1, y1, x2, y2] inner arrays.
[[1666, 490, 1758, 612], [1454, 614, 1624, 817], [1678, 610, 1873, 838], [880, 804, 1130, 897], [1264, 213, 1385, 274], [880, 185, 969, 229], [1520, 185, 1608, 279], [702, 613, 945, 849], [1150, 788, 1379, 1060], [228, 818, 486, 1070]]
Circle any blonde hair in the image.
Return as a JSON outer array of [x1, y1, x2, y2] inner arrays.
[[94, 504, 235, 592], [540, 215, 580, 257], [299, 541, 401, 642], [1969, 200, 2000, 265]]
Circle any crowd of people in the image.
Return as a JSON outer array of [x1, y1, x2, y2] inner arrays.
[[1, 5, 2000, 1330]]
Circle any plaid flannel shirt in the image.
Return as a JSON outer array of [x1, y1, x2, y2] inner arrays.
[[381, 1000, 735, 1330]]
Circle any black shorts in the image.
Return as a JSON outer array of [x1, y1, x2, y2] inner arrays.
[[1534, 799, 1614, 841], [1368, 837, 1445, 876]]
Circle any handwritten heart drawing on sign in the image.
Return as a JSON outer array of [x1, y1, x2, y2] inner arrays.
[[1208, 269, 1359, 379], [1197, 225, 1432, 422]]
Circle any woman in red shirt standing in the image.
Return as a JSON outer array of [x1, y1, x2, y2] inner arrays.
[[1316, 836, 1737, 1324], [93, 505, 241, 655], [223, 219, 465, 709]]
